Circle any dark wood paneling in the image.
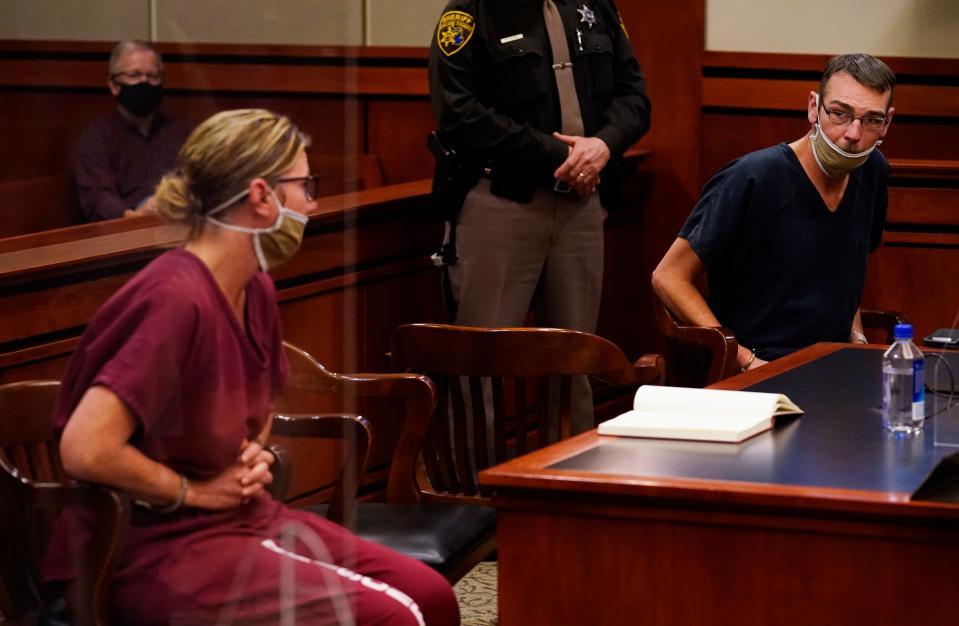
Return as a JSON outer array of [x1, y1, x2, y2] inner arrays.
[[0, 90, 110, 180], [0, 42, 431, 195], [704, 50, 959, 76], [0, 174, 82, 237], [604, 0, 705, 360], [703, 77, 959, 118], [864, 234, 959, 340], [496, 504, 957, 626], [702, 112, 959, 183], [0, 41, 429, 95], [366, 99, 435, 185], [700, 52, 959, 183]]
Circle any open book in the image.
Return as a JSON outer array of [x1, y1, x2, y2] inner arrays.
[[597, 385, 803, 443]]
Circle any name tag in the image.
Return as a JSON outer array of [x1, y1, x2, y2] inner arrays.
[[500, 34, 524, 43]]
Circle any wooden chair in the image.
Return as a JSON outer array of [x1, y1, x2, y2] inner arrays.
[[0, 380, 128, 626], [652, 291, 909, 386], [266, 413, 372, 531], [389, 323, 666, 502], [277, 341, 498, 583], [0, 379, 369, 625]]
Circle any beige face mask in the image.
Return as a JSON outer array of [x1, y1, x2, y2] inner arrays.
[[207, 189, 309, 271], [809, 93, 882, 179]]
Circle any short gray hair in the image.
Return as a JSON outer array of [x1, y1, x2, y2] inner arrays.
[[108, 40, 163, 76]]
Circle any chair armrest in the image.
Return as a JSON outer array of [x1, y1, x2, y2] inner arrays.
[[71, 485, 129, 626], [631, 353, 666, 385], [2, 477, 130, 626], [280, 342, 438, 507], [861, 309, 910, 343], [653, 292, 739, 384], [268, 413, 371, 529], [264, 442, 292, 502], [674, 324, 739, 384]]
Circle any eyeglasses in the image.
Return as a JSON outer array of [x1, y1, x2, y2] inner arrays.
[[819, 101, 887, 131], [110, 70, 163, 85], [277, 175, 320, 201]]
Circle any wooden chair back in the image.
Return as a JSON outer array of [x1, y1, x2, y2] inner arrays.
[[389, 323, 664, 501], [276, 342, 435, 506], [0, 380, 128, 626]]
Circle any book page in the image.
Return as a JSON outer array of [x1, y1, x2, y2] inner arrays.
[[632, 385, 799, 418], [597, 409, 772, 443]]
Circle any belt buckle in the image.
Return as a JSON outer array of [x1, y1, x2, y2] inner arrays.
[[553, 179, 572, 194]]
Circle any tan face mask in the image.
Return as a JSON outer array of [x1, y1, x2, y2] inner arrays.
[[809, 93, 882, 179], [207, 190, 308, 271]]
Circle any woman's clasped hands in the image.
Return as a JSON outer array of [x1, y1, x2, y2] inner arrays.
[[186, 438, 275, 510]]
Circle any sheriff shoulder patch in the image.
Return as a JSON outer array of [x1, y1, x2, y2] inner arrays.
[[437, 11, 475, 57]]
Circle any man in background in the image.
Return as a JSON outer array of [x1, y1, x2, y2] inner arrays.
[[652, 53, 895, 372], [75, 40, 191, 221]]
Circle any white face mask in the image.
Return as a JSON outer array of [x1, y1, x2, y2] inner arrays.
[[206, 189, 309, 271], [809, 93, 882, 179]]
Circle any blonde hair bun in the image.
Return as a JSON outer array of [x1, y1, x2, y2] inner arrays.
[[153, 108, 310, 236]]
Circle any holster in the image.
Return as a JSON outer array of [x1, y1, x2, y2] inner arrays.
[[427, 131, 477, 224]]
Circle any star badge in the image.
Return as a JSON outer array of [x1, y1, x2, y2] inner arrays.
[[436, 11, 475, 57], [577, 4, 596, 29]]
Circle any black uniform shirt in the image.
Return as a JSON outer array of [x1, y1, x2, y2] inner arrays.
[[429, 0, 651, 183]]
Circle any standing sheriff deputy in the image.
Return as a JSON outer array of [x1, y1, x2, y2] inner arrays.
[[428, 0, 651, 433]]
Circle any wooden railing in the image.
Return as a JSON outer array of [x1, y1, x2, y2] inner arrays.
[[0, 179, 439, 382]]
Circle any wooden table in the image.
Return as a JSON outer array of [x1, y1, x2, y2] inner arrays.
[[479, 343, 959, 626]]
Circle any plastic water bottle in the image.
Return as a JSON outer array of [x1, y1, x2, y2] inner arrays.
[[881, 323, 925, 435]]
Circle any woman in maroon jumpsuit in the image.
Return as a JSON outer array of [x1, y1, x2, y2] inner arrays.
[[44, 109, 460, 626]]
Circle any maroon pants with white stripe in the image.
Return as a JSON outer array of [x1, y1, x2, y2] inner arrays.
[[101, 499, 459, 625]]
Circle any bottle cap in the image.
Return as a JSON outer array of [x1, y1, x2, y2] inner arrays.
[[893, 323, 913, 340]]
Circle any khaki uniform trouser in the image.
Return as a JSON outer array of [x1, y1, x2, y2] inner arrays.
[[448, 178, 606, 436]]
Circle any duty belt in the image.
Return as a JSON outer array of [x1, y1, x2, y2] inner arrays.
[[480, 165, 573, 194]]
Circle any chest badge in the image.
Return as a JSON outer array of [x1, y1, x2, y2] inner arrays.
[[437, 11, 476, 57], [577, 4, 597, 30]]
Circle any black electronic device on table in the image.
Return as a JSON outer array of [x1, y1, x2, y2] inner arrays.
[[923, 328, 959, 349]]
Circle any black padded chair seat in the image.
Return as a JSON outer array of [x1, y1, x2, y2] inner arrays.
[[302, 503, 496, 568]]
